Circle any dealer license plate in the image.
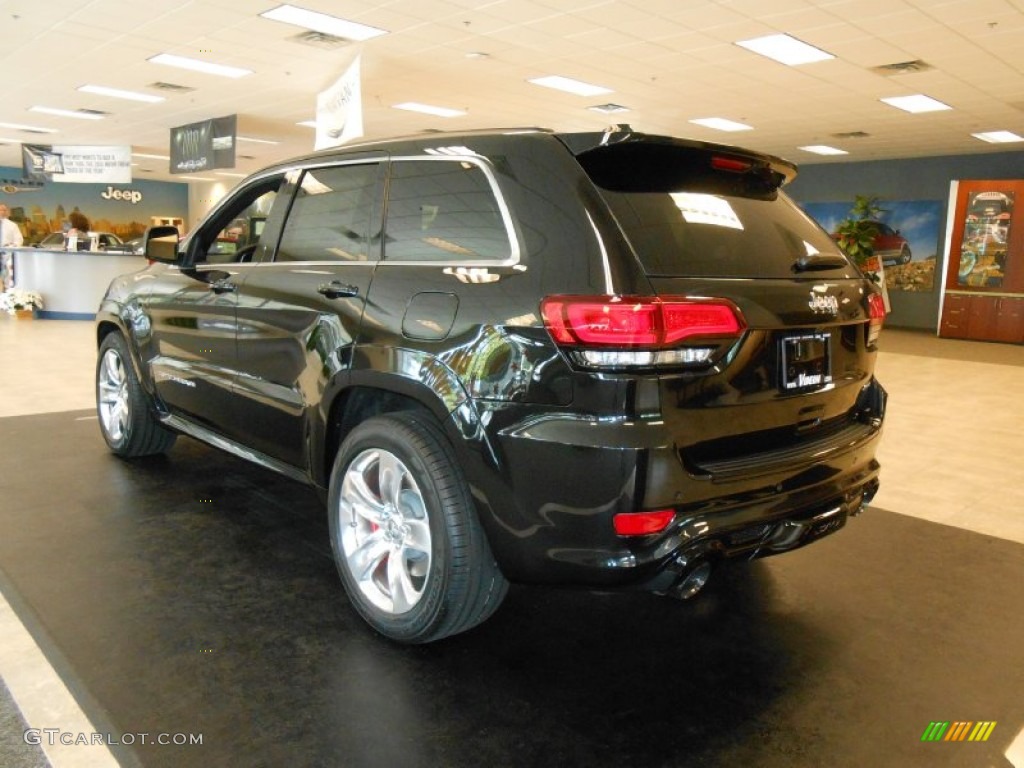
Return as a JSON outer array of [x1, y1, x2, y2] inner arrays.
[[781, 332, 832, 391]]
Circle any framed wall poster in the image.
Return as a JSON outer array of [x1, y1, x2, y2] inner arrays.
[[957, 190, 1013, 288], [801, 200, 944, 292]]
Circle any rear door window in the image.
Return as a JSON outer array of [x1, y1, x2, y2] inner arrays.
[[382, 159, 513, 262]]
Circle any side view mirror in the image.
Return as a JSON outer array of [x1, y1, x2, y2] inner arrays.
[[144, 225, 180, 263]]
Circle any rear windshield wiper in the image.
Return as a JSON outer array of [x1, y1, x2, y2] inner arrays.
[[793, 253, 849, 272]]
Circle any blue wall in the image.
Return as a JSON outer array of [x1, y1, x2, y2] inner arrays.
[[0, 164, 188, 246], [787, 150, 1024, 330]]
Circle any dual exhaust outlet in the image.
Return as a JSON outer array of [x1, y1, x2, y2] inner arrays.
[[663, 483, 877, 601]]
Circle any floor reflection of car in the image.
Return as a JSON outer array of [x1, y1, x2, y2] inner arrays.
[[33, 231, 125, 250], [851, 220, 911, 265]]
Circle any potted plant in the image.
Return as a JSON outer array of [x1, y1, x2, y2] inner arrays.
[[833, 195, 884, 270], [0, 288, 45, 318], [833, 195, 890, 313]]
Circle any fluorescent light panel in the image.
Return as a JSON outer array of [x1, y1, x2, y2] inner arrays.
[[880, 94, 951, 113], [736, 34, 834, 66], [29, 106, 104, 120], [149, 53, 252, 79], [236, 136, 280, 145], [799, 145, 848, 155], [215, 171, 247, 177], [392, 102, 466, 118], [296, 120, 317, 128], [971, 130, 1024, 143], [689, 117, 752, 132], [528, 75, 612, 97], [184, 176, 216, 181], [78, 84, 164, 103], [132, 152, 170, 159], [260, 4, 387, 41], [0, 121, 58, 133]]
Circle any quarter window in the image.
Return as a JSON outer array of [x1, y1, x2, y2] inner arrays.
[[383, 160, 511, 262], [276, 164, 380, 262]]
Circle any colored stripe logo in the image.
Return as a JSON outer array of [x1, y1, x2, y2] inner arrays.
[[921, 721, 997, 742]]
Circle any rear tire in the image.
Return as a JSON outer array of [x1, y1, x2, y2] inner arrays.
[[328, 413, 507, 643], [96, 333, 177, 457], [899, 245, 912, 264]]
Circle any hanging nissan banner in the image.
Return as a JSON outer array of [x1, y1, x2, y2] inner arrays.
[[22, 144, 132, 183], [315, 55, 363, 150], [169, 114, 237, 174]]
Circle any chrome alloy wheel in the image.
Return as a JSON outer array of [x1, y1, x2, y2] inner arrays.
[[97, 348, 130, 443], [338, 448, 433, 615]]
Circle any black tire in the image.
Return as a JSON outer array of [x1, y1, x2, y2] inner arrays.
[[96, 332, 177, 457], [899, 245, 912, 264], [328, 413, 508, 643]]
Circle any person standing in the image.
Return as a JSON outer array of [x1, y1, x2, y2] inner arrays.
[[0, 203, 23, 247], [0, 202, 24, 289]]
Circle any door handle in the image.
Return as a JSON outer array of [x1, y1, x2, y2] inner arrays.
[[210, 279, 237, 294], [318, 281, 360, 299]]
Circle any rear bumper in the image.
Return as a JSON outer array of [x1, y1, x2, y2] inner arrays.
[[465, 380, 885, 589]]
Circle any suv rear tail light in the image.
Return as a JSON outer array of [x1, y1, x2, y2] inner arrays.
[[541, 295, 745, 370], [613, 510, 675, 536], [867, 293, 885, 346]]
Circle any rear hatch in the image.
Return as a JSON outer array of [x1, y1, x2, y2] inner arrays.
[[560, 131, 885, 479]]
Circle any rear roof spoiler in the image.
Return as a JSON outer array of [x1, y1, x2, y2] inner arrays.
[[555, 125, 798, 188]]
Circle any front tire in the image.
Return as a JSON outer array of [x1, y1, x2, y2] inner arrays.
[[96, 332, 176, 457], [328, 413, 507, 643]]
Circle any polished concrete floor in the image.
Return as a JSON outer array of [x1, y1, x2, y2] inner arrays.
[[1, 317, 1023, 767]]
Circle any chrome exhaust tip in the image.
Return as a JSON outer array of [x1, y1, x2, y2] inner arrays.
[[669, 560, 713, 600]]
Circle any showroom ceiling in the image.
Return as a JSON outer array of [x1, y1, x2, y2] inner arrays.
[[1, 0, 1023, 183]]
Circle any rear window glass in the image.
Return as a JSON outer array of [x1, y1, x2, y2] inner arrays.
[[598, 189, 849, 278], [578, 142, 851, 278]]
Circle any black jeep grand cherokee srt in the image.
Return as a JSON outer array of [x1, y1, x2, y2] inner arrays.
[[96, 127, 886, 643]]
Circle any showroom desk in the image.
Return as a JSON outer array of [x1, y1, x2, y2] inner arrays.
[[9, 247, 146, 320]]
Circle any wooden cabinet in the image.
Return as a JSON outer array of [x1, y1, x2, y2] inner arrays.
[[994, 296, 1024, 343], [940, 293, 1024, 343], [939, 294, 971, 339]]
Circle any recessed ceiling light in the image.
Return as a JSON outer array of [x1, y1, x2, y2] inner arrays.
[[392, 102, 466, 118], [132, 152, 171, 160], [236, 136, 280, 145], [29, 106, 105, 120], [0, 121, 59, 133], [78, 85, 164, 103], [149, 53, 252, 79], [588, 103, 631, 114], [260, 4, 387, 41], [736, 34, 834, 66], [880, 94, 952, 113], [971, 130, 1024, 143], [689, 117, 753, 132], [528, 75, 612, 97], [799, 145, 849, 155]]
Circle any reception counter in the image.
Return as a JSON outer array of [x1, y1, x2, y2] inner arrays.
[[7, 247, 147, 320]]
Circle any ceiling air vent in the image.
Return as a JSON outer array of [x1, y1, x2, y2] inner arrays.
[[291, 30, 351, 49], [832, 131, 870, 139], [78, 109, 108, 117], [871, 60, 933, 76], [148, 82, 196, 93]]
